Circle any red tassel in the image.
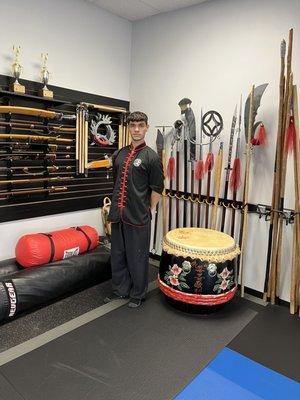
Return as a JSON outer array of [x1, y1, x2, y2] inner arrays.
[[257, 123, 267, 146], [230, 158, 241, 192], [194, 160, 204, 180], [285, 116, 296, 154], [166, 156, 175, 179], [250, 124, 267, 146], [204, 152, 214, 172]]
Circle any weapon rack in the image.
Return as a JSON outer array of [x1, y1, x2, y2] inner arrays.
[[0, 74, 129, 223]]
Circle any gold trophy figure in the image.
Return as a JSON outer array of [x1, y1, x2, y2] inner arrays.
[[39, 53, 53, 98], [10, 45, 26, 93]]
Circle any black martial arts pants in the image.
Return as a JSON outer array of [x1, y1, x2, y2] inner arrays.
[[110, 220, 151, 300]]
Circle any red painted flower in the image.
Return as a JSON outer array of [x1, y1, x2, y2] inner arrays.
[[220, 279, 228, 291], [171, 264, 183, 276], [170, 275, 179, 286], [220, 267, 231, 280]]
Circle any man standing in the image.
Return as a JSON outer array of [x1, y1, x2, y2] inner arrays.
[[104, 111, 164, 308]]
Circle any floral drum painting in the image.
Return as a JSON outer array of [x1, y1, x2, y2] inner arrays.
[[159, 254, 237, 306]]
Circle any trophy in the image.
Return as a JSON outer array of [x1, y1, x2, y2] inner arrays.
[[39, 53, 53, 98], [10, 45, 26, 93]]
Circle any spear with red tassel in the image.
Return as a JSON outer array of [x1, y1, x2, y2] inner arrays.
[[230, 96, 243, 237], [196, 110, 204, 227], [167, 142, 175, 231], [174, 120, 183, 228], [205, 134, 214, 228]]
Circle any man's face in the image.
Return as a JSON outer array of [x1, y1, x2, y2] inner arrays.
[[128, 120, 148, 142]]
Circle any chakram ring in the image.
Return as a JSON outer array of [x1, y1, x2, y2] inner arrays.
[[90, 113, 116, 146]]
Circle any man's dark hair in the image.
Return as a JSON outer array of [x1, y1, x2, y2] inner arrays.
[[126, 111, 148, 125]]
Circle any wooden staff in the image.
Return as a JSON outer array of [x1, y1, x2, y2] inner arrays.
[[0, 133, 73, 143], [0, 186, 67, 197], [263, 39, 287, 301], [211, 142, 223, 230], [0, 122, 75, 134], [0, 106, 75, 120], [274, 31, 294, 303], [82, 103, 127, 114], [118, 124, 123, 149], [84, 110, 89, 175], [0, 154, 71, 163], [269, 30, 293, 304], [239, 85, 255, 297], [76, 106, 80, 174], [0, 142, 71, 152], [0, 176, 72, 185], [290, 85, 300, 314]]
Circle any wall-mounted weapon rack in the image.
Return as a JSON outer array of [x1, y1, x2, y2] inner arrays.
[[164, 189, 297, 225], [0, 74, 129, 223]]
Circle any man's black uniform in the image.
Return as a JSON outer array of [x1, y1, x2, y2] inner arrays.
[[108, 141, 164, 301]]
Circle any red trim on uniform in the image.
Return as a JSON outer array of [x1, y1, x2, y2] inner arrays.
[[158, 278, 237, 306], [117, 142, 147, 211], [118, 149, 136, 209]]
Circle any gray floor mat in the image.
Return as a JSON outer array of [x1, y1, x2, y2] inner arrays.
[[0, 263, 159, 352], [0, 290, 257, 400]]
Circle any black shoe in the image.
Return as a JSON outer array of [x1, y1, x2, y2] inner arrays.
[[103, 293, 128, 304], [128, 298, 142, 308]]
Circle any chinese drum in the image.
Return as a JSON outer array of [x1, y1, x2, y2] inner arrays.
[[158, 228, 240, 312]]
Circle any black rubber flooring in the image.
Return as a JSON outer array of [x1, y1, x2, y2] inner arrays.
[[229, 302, 300, 383], [0, 263, 159, 352], [0, 291, 256, 400]]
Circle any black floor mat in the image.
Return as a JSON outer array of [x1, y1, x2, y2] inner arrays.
[[0, 264, 159, 352], [0, 291, 256, 400], [229, 303, 300, 382]]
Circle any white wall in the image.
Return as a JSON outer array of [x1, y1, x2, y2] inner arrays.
[[131, 0, 300, 301], [0, 0, 132, 259]]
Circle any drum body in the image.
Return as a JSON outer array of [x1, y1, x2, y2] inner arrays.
[[159, 228, 240, 311]]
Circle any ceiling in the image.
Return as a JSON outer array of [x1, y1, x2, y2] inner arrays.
[[86, 0, 209, 21]]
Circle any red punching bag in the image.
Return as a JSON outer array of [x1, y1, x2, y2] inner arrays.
[[15, 226, 99, 268]]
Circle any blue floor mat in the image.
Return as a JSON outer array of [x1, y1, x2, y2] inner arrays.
[[174, 347, 300, 400]]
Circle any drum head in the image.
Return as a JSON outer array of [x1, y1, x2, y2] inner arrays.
[[163, 228, 239, 262]]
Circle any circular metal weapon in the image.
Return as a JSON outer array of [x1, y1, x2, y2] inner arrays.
[[90, 114, 116, 146], [202, 110, 223, 138]]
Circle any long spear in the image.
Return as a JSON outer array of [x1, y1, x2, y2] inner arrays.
[[220, 105, 237, 232], [263, 40, 286, 301], [211, 142, 223, 230], [230, 97, 243, 237], [239, 85, 254, 297], [175, 121, 183, 228], [195, 110, 204, 227], [205, 134, 214, 228]]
